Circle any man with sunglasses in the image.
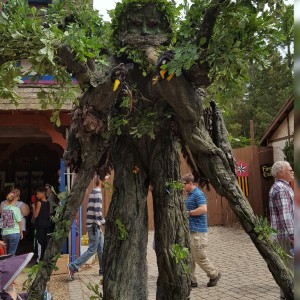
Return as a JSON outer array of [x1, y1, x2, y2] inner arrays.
[[182, 173, 221, 288]]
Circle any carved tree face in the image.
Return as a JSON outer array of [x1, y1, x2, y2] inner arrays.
[[120, 3, 171, 48], [126, 4, 167, 35]]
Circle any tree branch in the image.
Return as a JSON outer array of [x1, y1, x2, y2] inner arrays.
[[56, 45, 95, 90], [185, 0, 227, 87]]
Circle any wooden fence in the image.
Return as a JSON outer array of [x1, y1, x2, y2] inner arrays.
[[203, 146, 274, 226]]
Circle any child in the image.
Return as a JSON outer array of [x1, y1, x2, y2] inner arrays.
[[32, 187, 51, 263]]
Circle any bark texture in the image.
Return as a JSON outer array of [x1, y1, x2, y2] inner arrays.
[[102, 136, 149, 300], [150, 133, 191, 300]]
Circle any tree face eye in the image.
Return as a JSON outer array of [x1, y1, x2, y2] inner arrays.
[[129, 17, 142, 27], [147, 20, 159, 27], [133, 20, 142, 26]]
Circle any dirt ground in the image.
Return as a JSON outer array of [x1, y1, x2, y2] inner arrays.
[[14, 259, 100, 299], [15, 270, 70, 300]]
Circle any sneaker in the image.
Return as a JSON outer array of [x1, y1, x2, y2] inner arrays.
[[68, 264, 76, 280], [207, 273, 221, 287], [191, 281, 198, 288]]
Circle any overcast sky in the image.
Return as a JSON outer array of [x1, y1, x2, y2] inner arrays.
[[93, 0, 187, 21], [93, 0, 295, 21]]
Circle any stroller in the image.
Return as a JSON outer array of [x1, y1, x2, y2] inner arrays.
[[0, 252, 32, 300], [0, 250, 53, 300]]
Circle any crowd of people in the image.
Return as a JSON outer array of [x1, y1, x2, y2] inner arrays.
[[0, 184, 59, 261]]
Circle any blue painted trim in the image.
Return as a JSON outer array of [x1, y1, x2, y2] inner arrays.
[[60, 159, 68, 254], [79, 206, 82, 256], [70, 219, 77, 262], [60, 159, 66, 193], [22, 75, 55, 81]]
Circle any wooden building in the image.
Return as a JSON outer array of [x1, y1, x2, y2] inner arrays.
[[260, 94, 294, 162]]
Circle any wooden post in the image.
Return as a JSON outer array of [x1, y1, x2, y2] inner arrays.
[[250, 120, 255, 146]]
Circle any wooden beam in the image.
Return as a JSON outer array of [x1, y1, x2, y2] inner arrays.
[[250, 120, 255, 146]]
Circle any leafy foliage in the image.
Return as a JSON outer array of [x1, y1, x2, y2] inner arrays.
[[115, 218, 128, 240], [283, 139, 294, 169], [0, 0, 107, 105], [223, 49, 293, 143], [129, 111, 158, 139], [254, 217, 278, 241], [0, 62, 23, 102], [229, 135, 252, 149], [23, 254, 60, 294], [87, 283, 103, 300], [165, 181, 184, 191], [170, 243, 190, 273], [254, 216, 291, 261]]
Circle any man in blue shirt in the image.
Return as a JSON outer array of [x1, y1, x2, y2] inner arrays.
[[182, 173, 221, 288]]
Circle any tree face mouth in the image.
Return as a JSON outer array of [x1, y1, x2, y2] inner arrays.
[[120, 33, 170, 47]]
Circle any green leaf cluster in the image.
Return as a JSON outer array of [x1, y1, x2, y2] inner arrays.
[[0, 62, 23, 103], [115, 218, 128, 240], [165, 181, 184, 191], [170, 243, 190, 274], [283, 139, 294, 169], [0, 0, 108, 104], [130, 111, 158, 139], [106, 114, 129, 137], [170, 243, 189, 263], [168, 0, 289, 91], [254, 217, 278, 241], [87, 283, 103, 300], [163, 43, 199, 77], [254, 216, 291, 261], [229, 135, 251, 149]]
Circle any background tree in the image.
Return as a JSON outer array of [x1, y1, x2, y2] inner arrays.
[[211, 4, 294, 147], [224, 49, 293, 147], [0, 0, 294, 299]]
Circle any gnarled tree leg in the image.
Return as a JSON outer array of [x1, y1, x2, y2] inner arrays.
[[103, 136, 149, 300], [149, 133, 191, 300]]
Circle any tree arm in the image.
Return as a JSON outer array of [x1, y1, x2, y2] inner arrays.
[[195, 0, 227, 51], [184, 0, 227, 86], [56, 45, 95, 90]]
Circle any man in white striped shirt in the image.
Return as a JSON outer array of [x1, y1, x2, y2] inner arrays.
[[68, 177, 105, 279]]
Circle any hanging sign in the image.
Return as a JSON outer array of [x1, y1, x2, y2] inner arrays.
[[260, 164, 273, 178]]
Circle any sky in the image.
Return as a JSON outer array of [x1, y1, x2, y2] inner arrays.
[[93, 0, 186, 21], [93, 0, 294, 21]]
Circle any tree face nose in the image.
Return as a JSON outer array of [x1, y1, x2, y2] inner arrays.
[[141, 20, 150, 36]]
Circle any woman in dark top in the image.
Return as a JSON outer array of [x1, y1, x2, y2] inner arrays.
[[32, 187, 51, 262]]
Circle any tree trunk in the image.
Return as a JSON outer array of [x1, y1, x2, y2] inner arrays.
[[29, 134, 104, 300], [149, 133, 191, 300], [102, 136, 149, 300]]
